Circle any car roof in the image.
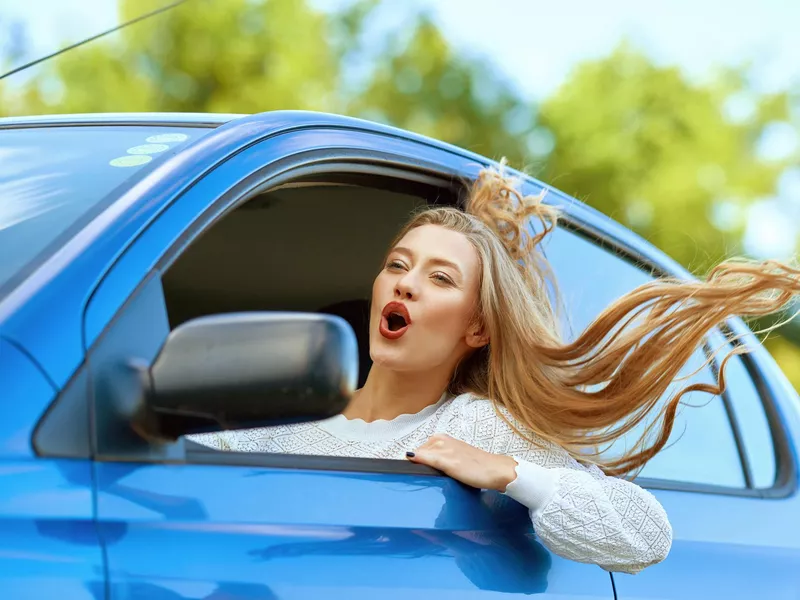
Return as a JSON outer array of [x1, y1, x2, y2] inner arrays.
[[0, 112, 246, 129]]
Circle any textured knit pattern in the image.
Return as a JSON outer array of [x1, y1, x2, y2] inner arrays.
[[189, 393, 672, 573]]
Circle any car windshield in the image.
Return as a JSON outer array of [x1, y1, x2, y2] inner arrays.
[[0, 124, 205, 297]]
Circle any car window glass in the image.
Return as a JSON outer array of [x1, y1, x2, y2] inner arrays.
[[707, 329, 777, 488], [0, 125, 200, 298]]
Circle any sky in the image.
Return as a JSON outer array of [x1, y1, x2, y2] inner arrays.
[[4, 0, 800, 99], [1, 0, 799, 257]]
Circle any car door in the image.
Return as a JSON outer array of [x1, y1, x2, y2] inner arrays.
[[543, 224, 800, 599], [0, 339, 104, 600], [79, 127, 616, 599]]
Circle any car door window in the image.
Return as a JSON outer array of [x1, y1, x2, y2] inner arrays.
[[714, 344, 777, 488], [543, 227, 747, 488]]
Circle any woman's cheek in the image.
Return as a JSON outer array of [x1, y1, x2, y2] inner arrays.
[[428, 296, 472, 337]]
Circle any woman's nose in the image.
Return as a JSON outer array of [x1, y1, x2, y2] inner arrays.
[[394, 275, 416, 300]]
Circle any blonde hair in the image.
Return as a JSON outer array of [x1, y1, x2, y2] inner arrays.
[[388, 165, 800, 477]]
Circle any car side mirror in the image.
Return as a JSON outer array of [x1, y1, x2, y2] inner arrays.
[[126, 312, 358, 442]]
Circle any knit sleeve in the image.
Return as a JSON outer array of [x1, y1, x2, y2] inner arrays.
[[451, 396, 673, 574], [186, 431, 235, 451]]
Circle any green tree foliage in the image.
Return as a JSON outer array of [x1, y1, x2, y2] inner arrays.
[[346, 13, 534, 166], [1, 0, 799, 387], [2, 0, 534, 164], [539, 44, 794, 274], [4, 0, 353, 114], [537, 45, 800, 387]]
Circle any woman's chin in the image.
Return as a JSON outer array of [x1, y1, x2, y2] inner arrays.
[[369, 352, 411, 371], [369, 344, 421, 372]]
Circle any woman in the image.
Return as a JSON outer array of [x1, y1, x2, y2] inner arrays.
[[191, 166, 800, 574]]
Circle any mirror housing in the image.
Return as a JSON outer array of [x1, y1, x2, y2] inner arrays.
[[127, 312, 358, 441]]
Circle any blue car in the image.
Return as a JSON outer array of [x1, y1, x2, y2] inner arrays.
[[0, 111, 798, 599]]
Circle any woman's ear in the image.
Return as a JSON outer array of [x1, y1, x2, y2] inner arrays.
[[466, 322, 490, 349]]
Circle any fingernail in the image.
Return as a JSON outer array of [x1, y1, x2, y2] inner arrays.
[[406, 451, 416, 458]]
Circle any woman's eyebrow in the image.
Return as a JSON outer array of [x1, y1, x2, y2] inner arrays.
[[428, 257, 462, 276], [392, 246, 414, 258], [393, 246, 463, 277]]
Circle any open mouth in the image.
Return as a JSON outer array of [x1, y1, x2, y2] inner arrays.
[[380, 302, 412, 339], [386, 312, 408, 331]]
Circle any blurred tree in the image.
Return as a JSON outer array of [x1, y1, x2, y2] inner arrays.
[[5, 0, 350, 114], [539, 43, 794, 274], [346, 11, 533, 166], [0, 16, 29, 114], [1, 0, 532, 166], [538, 44, 800, 387]]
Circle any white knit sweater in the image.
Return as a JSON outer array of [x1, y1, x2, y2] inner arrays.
[[189, 392, 672, 574]]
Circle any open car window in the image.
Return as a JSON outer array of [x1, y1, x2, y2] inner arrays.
[[164, 177, 451, 404]]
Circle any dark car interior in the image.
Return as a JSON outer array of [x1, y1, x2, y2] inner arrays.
[[162, 173, 462, 387]]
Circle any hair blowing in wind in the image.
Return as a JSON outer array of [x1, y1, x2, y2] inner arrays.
[[391, 165, 800, 477]]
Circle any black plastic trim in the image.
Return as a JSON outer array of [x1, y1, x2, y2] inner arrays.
[[32, 363, 91, 458], [634, 477, 762, 497], [707, 340, 755, 489], [731, 344, 797, 499], [179, 446, 762, 498], [184, 444, 443, 477]]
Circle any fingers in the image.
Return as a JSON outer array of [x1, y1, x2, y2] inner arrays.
[[405, 434, 511, 491], [406, 433, 453, 459], [406, 446, 447, 471], [406, 434, 456, 471], [415, 433, 452, 451]]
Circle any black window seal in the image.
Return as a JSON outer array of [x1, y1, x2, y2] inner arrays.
[[173, 446, 768, 498], [723, 335, 797, 498], [703, 337, 755, 489], [182, 442, 443, 477]]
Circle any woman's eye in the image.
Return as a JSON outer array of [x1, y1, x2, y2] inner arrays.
[[387, 260, 405, 270], [432, 272, 454, 285]]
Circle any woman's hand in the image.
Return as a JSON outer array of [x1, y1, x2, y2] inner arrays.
[[406, 433, 518, 492]]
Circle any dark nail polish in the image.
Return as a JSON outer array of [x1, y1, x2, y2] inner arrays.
[[406, 451, 416, 458]]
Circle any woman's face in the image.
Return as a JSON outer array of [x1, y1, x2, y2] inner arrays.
[[369, 224, 487, 373]]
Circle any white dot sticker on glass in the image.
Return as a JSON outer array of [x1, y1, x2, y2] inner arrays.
[[127, 143, 169, 155], [110, 155, 153, 167], [146, 133, 189, 143]]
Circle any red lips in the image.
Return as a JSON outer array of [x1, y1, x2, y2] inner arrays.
[[379, 301, 412, 340]]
